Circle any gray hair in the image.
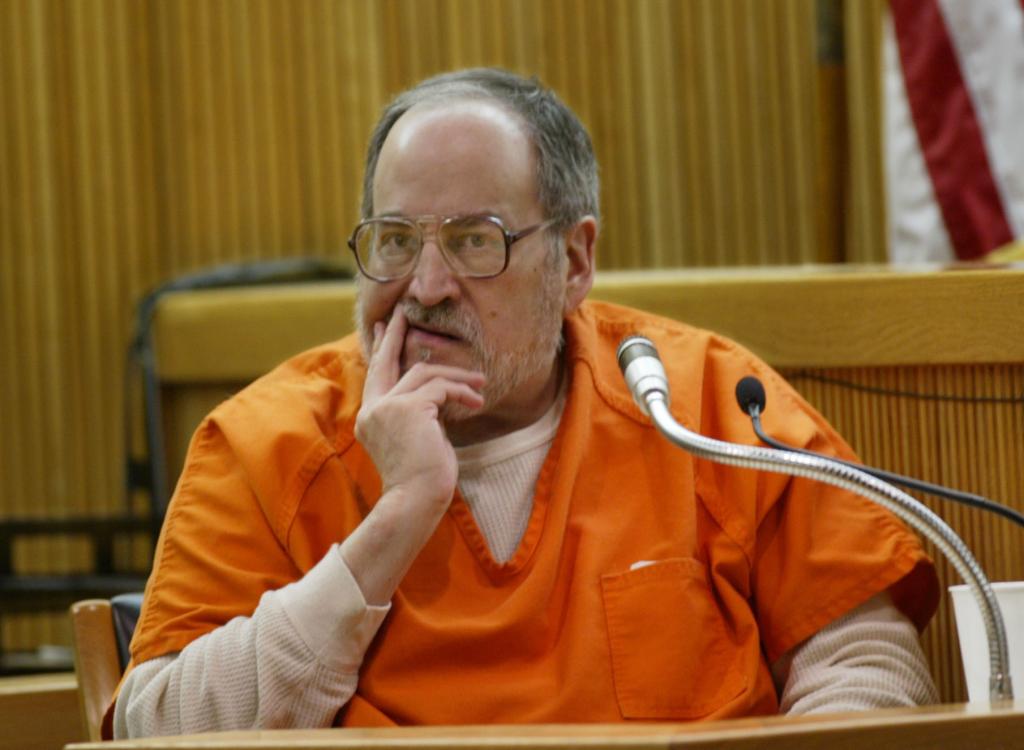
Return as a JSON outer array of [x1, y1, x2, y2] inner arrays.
[[360, 68, 600, 230]]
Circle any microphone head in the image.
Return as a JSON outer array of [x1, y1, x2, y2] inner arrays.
[[735, 376, 767, 416], [616, 335, 661, 373], [617, 335, 670, 415]]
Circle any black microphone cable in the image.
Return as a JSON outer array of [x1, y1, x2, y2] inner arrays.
[[735, 375, 1024, 530]]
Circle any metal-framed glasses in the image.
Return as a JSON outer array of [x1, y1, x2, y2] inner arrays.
[[347, 214, 554, 282]]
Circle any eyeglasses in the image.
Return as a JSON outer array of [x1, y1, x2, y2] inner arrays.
[[347, 214, 555, 282]]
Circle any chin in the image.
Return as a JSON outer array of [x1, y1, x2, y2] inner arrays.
[[400, 345, 473, 376], [439, 400, 478, 425]]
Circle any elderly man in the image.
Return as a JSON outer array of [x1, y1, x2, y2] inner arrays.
[[110, 69, 938, 738]]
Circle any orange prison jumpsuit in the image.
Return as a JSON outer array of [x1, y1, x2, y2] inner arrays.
[[106, 300, 937, 733]]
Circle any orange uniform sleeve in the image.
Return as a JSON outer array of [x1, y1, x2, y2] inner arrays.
[[694, 336, 939, 665], [131, 415, 309, 663]]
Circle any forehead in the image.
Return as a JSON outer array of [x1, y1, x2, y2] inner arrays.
[[372, 99, 539, 219]]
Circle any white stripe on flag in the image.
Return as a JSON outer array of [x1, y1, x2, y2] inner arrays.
[[883, 8, 955, 264]]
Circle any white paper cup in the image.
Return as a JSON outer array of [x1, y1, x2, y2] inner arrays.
[[949, 581, 1024, 702]]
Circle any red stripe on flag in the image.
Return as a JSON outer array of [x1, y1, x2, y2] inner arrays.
[[890, 0, 1013, 260]]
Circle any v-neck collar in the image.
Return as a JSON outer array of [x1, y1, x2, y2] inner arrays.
[[446, 330, 593, 582]]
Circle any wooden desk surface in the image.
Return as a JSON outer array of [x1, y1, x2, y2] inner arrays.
[[67, 702, 1024, 750]]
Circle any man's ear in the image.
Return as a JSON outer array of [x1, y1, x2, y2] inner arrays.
[[562, 216, 597, 314]]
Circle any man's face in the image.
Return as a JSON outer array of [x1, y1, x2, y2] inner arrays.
[[355, 100, 567, 434]]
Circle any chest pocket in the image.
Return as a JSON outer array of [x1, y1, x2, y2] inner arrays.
[[600, 557, 747, 719]]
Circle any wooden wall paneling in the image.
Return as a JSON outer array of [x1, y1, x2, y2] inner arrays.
[[70, 0, 115, 515], [248, 0, 287, 258], [673, 0, 727, 266], [0, 3, 24, 523], [109, 0, 157, 576], [34, 0, 67, 531], [3, 3, 41, 523], [5, 2, 77, 656], [4, 0, 120, 652], [323, 0, 352, 239], [0, 70, 22, 638], [995, 368, 1024, 575], [11, 1, 44, 650], [784, 365, 1024, 702], [717, 0, 746, 265], [778, 0, 817, 265], [735, 0, 771, 266], [641, 0, 806, 268], [189, 1, 223, 262], [750, 0, 787, 267], [119, 0, 162, 571], [277, 1, 310, 256], [739, 0, 770, 266], [633, 0, 673, 269], [815, 0, 845, 263], [699, 0, 819, 267], [622, 0, 648, 267], [601, 0, 644, 270], [233, 0, 264, 258], [561, 0, 598, 158], [300, 1, 337, 254], [842, 0, 887, 263]]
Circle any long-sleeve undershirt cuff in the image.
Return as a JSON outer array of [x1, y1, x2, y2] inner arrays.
[[273, 543, 390, 674]]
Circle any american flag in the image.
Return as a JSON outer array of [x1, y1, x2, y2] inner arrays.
[[884, 0, 1024, 262]]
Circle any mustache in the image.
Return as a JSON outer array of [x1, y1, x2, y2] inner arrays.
[[401, 300, 482, 347]]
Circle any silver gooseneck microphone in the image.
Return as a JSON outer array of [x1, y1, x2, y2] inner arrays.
[[616, 335, 1014, 703]]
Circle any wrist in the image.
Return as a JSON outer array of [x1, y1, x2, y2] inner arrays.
[[379, 478, 455, 517], [340, 484, 453, 605]]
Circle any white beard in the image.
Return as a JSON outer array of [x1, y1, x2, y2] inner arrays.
[[355, 252, 567, 424]]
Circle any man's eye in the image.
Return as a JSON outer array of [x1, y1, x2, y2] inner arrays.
[[381, 233, 410, 248], [455, 233, 486, 249], [448, 228, 496, 252], [376, 232, 417, 258]]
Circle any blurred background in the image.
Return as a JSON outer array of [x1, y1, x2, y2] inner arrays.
[[0, 0, 1020, 680]]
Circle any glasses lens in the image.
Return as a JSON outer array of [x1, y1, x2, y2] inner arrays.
[[440, 217, 507, 277], [356, 220, 419, 280]]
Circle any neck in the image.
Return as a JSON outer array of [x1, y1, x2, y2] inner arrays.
[[445, 352, 564, 447]]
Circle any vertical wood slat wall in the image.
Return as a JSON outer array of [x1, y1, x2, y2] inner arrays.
[[0, 2, 890, 655], [842, 0, 889, 264], [782, 366, 1024, 704]]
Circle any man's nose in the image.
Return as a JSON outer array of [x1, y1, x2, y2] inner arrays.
[[406, 238, 459, 306]]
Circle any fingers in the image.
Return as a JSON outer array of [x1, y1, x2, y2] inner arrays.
[[371, 367, 485, 419], [365, 309, 408, 397], [375, 308, 407, 363], [390, 362, 485, 396], [371, 380, 484, 422], [412, 377, 486, 411]]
